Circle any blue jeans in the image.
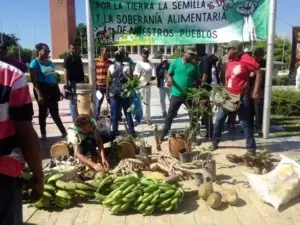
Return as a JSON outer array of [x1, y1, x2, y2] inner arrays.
[[159, 87, 171, 114], [69, 81, 78, 121], [96, 86, 110, 118], [0, 175, 22, 225], [110, 95, 135, 136], [212, 93, 256, 152]]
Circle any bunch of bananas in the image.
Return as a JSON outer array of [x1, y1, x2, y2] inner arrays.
[[101, 174, 184, 215], [102, 174, 141, 214], [23, 172, 97, 209], [22, 171, 185, 215], [134, 177, 184, 215]]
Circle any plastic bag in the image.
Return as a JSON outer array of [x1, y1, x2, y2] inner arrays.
[[244, 155, 300, 210], [130, 91, 143, 123]]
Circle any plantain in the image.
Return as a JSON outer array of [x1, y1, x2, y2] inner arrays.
[[56, 190, 72, 200], [47, 173, 64, 183]]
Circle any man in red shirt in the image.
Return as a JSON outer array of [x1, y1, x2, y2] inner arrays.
[[0, 61, 43, 224], [210, 41, 261, 153]]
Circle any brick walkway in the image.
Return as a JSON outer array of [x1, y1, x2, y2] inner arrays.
[[24, 86, 300, 225]]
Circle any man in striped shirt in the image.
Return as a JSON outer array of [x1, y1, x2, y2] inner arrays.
[[0, 61, 43, 224], [95, 48, 112, 118]]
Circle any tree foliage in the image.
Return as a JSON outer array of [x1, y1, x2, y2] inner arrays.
[[0, 31, 34, 63], [0, 32, 19, 47], [211, 36, 292, 67], [74, 23, 88, 56], [243, 36, 292, 64], [7, 45, 34, 64]]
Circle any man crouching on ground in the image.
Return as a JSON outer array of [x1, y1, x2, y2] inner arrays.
[[67, 114, 115, 171]]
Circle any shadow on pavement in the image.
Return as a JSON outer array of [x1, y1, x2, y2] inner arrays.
[[278, 196, 300, 212], [259, 141, 300, 152]]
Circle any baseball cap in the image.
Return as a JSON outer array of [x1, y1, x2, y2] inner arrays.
[[118, 47, 125, 53], [185, 47, 197, 55], [141, 48, 150, 55], [162, 55, 168, 61], [114, 50, 121, 56], [224, 40, 243, 52]]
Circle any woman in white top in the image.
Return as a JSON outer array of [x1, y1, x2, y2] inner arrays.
[[133, 48, 156, 125]]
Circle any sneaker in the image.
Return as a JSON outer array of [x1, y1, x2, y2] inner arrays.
[[147, 120, 152, 125], [208, 143, 218, 151]]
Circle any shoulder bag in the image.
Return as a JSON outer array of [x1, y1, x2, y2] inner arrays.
[[213, 88, 241, 112]]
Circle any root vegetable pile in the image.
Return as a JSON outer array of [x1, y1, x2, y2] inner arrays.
[[111, 153, 199, 180]]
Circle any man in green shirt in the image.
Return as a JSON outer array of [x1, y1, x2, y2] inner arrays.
[[160, 48, 201, 142]]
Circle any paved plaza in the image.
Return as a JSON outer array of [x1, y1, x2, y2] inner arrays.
[[24, 85, 300, 225]]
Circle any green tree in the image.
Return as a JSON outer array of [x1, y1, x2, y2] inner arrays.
[[248, 36, 292, 64], [74, 23, 88, 55], [0, 32, 19, 46], [7, 45, 34, 63]]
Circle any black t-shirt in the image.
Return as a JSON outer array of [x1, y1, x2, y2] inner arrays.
[[200, 54, 219, 84], [63, 54, 85, 82]]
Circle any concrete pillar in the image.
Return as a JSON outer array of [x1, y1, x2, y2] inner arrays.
[[157, 45, 160, 51], [205, 44, 213, 54], [137, 46, 141, 55], [150, 45, 154, 54], [164, 45, 167, 55], [171, 46, 174, 55], [124, 46, 127, 52], [130, 46, 134, 55]]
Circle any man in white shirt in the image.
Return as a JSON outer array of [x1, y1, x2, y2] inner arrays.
[[134, 48, 156, 125]]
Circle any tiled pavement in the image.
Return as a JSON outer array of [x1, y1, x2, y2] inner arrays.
[[24, 85, 300, 225]]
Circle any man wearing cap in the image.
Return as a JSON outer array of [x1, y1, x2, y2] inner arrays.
[[159, 47, 201, 141], [210, 41, 262, 153], [107, 50, 136, 137], [156, 55, 170, 117], [134, 48, 156, 125], [119, 47, 134, 70]]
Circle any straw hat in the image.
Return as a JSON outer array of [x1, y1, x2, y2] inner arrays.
[[50, 141, 70, 158]]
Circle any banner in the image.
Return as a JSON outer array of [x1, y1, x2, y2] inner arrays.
[[90, 0, 269, 46], [290, 27, 300, 73]]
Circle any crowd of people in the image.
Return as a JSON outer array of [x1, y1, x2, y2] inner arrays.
[[0, 40, 267, 224]]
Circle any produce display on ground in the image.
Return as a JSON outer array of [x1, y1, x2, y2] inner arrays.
[[22, 146, 300, 215], [22, 171, 184, 215], [226, 150, 276, 174], [112, 153, 201, 180], [198, 182, 239, 209]]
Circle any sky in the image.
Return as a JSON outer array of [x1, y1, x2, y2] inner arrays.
[[0, 0, 298, 49]]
